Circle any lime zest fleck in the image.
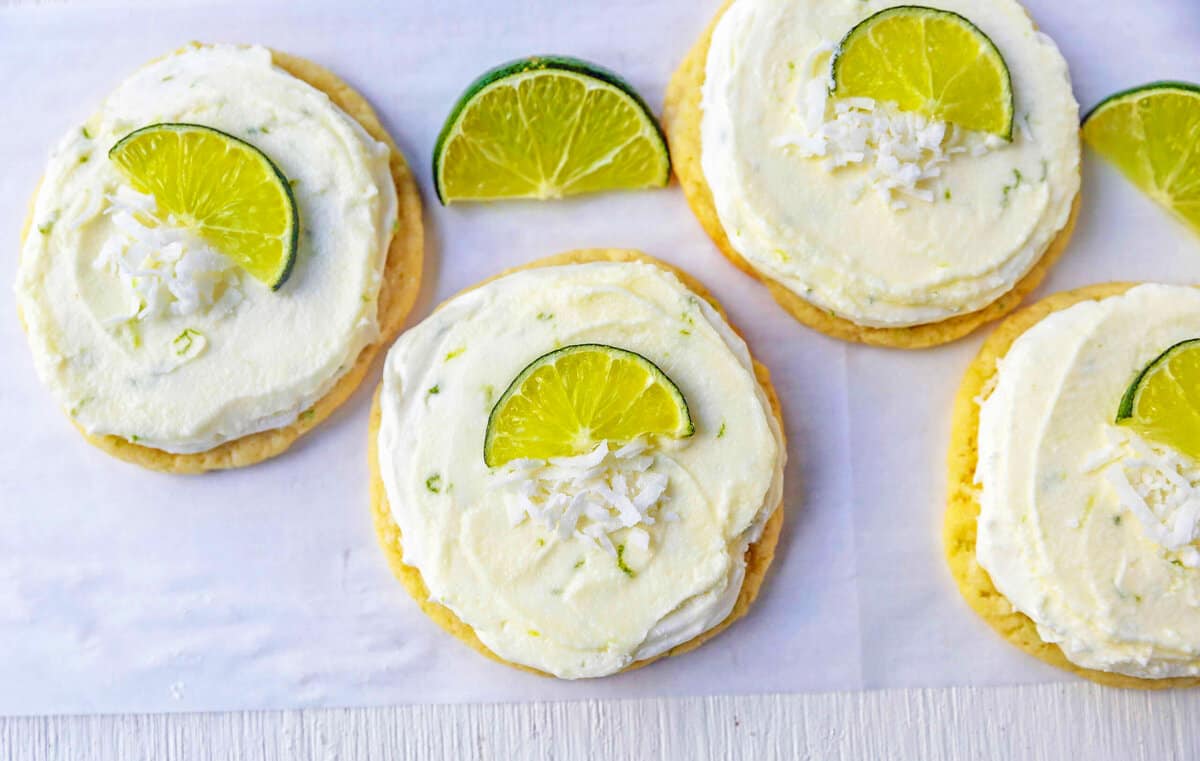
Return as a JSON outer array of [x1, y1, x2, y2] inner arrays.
[[536, 538, 546, 547], [1001, 169, 1023, 206], [536, 312, 554, 321], [117, 319, 143, 349], [172, 328, 203, 356], [69, 396, 94, 417], [299, 408, 316, 422], [717, 422, 727, 439], [36, 210, 59, 235], [1113, 514, 1123, 526], [428, 385, 440, 395], [616, 544, 636, 578], [426, 474, 442, 493], [81, 126, 92, 140], [445, 347, 466, 361], [573, 558, 585, 569]]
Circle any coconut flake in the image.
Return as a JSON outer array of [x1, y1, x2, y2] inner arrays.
[[491, 438, 670, 554], [1104, 428, 1200, 556], [96, 185, 243, 325], [774, 43, 1001, 208]]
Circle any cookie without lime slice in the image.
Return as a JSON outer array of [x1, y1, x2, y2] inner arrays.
[[109, 122, 299, 289], [831, 5, 1015, 139], [434, 56, 670, 203], [483, 343, 694, 467], [1083, 82, 1200, 236]]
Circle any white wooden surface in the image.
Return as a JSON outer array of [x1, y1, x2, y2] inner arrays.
[[5, 0, 1200, 758], [1, 683, 1198, 759]]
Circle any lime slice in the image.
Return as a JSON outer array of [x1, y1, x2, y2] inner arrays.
[[433, 56, 670, 204], [1116, 338, 1200, 460], [831, 5, 1014, 139], [1083, 82, 1200, 236], [109, 123, 299, 289], [483, 344, 694, 467]]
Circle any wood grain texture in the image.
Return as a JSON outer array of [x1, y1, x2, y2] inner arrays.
[[2, 683, 1198, 760]]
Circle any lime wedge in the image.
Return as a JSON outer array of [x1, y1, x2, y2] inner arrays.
[[831, 5, 1014, 139], [433, 56, 670, 204], [1117, 338, 1200, 460], [1083, 82, 1200, 236], [109, 123, 299, 289], [484, 344, 694, 467]]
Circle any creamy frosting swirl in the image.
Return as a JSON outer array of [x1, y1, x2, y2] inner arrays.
[[700, 0, 1080, 327], [977, 285, 1200, 678], [377, 261, 785, 678], [16, 45, 396, 453]]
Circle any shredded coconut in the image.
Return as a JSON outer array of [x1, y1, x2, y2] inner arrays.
[[492, 439, 670, 555], [95, 186, 243, 324], [1102, 428, 1200, 563], [773, 42, 1005, 209]]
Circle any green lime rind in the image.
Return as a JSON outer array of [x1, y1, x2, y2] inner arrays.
[[432, 55, 670, 204], [1116, 337, 1200, 422], [1083, 81, 1200, 123], [483, 343, 694, 468], [109, 122, 299, 290], [830, 5, 1015, 140]]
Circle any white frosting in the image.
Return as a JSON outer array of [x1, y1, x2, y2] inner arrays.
[[700, 0, 1080, 327], [977, 285, 1200, 678], [377, 262, 785, 678], [15, 45, 397, 453]]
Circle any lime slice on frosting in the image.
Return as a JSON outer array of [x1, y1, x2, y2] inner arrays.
[[109, 122, 299, 290], [1117, 338, 1200, 460], [1083, 82, 1200, 237], [484, 344, 694, 467], [831, 5, 1015, 139], [433, 56, 670, 204]]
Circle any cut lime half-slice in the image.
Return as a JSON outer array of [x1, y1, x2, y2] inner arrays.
[[1083, 82, 1200, 237], [484, 343, 694, 467], [1117, 337, 1200, 460], [109, 122, 299, 289], [831, 5, 1014, 139], [434, 56, 670, 204]]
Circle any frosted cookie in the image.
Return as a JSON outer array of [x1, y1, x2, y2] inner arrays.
[[664, 0, 1080, 347], [16, 44, 423, 472], [370, 249, 786, 678], [947, 283, 1200, 688]]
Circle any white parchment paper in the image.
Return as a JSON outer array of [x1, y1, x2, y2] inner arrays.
[[1, 0, 1198, 716]]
